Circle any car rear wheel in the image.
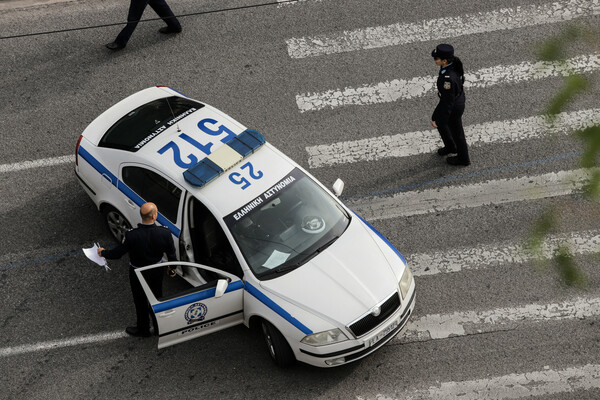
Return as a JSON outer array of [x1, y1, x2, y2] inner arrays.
[[261, 320, 295, 367], [102, 206, 132, 243]]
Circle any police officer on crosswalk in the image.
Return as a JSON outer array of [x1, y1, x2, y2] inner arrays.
[[431, 44, 470, 166], [98, 202, 177, 337]]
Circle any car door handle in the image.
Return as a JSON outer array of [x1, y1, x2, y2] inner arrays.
[[127, 199, 137, 209], [158, 310, 176, 317], [101, 173, 113, 188]]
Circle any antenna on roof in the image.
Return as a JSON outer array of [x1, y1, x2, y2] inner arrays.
[[165, 97, 181, 133]]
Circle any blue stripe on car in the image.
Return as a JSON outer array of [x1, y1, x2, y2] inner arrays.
[[78, 146, 118, 186], [352, 212, 407, 265], [78, 145, 181, 237], [245, 281, 313, 335], [152, 280, 245, 313]]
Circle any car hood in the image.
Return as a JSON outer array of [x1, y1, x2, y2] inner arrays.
[[259, 217, 399, 327]]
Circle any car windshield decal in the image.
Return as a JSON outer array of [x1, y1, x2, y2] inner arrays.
[[223, 168, 303, 227]]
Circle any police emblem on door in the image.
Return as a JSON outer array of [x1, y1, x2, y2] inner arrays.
[[185, 302, 208, 325]]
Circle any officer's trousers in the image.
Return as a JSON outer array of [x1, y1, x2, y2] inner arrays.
[[129, 266, 163, 332], [436, 102, 470, 162], [115, 0, 181, 46]]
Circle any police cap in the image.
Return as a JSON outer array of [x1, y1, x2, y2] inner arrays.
[[431, 44, 454, 60]]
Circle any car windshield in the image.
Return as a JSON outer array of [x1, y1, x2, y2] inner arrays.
[[224, 168, 350, 279]]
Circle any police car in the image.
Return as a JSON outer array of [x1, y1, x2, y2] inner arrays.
[[75, 86, 415, 367]]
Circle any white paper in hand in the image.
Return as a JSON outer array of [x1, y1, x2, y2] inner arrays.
[[82, 244, 110, 272]]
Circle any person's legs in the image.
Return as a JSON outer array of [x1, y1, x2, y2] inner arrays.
[[436, 124, 457, 155], [129, 267, 151, 333], [148, 0, 181, 32], [447, 107, 470, 165], [114, 0, 150, 46]]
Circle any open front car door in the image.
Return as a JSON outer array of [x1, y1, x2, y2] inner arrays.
[[134, 261, 244, 349]]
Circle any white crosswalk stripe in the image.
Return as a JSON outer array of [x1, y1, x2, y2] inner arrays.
[[296, 53, 600, 112], [358, 364, 600, 400], [399, 296, 600, 343], [306, 108, 600, 168], [287, 0, 600, 58], [407, 229, 600, 277], [348, 168, 593, 221], [2, 294, 597, 357]]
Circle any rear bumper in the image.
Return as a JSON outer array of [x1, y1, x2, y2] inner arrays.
[[75, 168, 97, 197]]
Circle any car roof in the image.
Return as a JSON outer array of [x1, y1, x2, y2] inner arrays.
[[86, 87, 299, 218]]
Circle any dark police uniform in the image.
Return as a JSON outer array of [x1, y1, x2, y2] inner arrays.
[[431, 45, 470, 165], [101, 223, 177, 334], [113, 0, 182, 47]]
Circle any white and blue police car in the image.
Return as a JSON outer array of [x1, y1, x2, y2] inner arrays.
[[75, 86, 415, 367]]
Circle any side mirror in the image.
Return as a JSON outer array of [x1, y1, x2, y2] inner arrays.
[[214, 279, 229, 298], [332, 178, 344, 197]]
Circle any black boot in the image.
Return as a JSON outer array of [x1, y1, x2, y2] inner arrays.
[[447, 156, 470, 166], [437, 147, 457, 156]]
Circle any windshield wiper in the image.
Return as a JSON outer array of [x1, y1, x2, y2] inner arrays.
[[260, 264, 300, 278], [259, 235, 340, 279], [290, 235, 340, 268]]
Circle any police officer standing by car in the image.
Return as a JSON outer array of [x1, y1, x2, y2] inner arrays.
[[431, 44, 470, 166], [98, 202, 177, 337]]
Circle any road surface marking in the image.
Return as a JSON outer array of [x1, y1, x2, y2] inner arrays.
[[349, 169, 593, 221], [306, 108, 600, 168], [0, 331, 127, 357], [287, 0, 600, 58], [0, 155, 73, 173], [400, 296, 600, 343], [407, 229, 600, 277], [2, 295, 598, 357], [296, 53, 600, 112], [358, 364, 600, 400]]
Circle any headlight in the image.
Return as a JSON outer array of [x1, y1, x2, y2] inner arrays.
[[399, 266, 413, 299], [301, 329, 348, 346]]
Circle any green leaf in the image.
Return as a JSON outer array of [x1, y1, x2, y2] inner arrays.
[[546, 75, 588, 117], [577, 126, 600, 167], [553, 245, 587, 288]]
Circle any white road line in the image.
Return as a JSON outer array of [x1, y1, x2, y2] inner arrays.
[[3, 295, 598, 358], [306, 108, 600, 168], [296, 53, 600, 112], [0, 154, 73, 173], [287, 0, 600, 58], [348, 169, 593, 221], [358, 364, 600, 400], [277, 0, 323, 7], [0, 330, 127, 357], [407, 229, 600, 277], [400, 296, 600, 343]]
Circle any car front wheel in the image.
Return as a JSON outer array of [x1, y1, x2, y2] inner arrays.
[[261, 320, 295, 367], [102, 206, 131, 243]]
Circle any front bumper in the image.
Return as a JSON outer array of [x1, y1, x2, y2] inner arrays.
[[296, 287, 416, 367]]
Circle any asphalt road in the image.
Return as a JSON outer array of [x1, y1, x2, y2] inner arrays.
[[1, 0, 599, 399]]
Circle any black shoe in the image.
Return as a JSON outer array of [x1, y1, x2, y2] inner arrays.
[[159, 26, 182, 34], [105, 42, 125, 51], [447, 156, 471, 166], [437, 147, 457, 156], [125, 326, 151, 337]]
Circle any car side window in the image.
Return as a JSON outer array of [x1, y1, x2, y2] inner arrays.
[[189, 198, 243, 278], [122, 166, 182, 223]]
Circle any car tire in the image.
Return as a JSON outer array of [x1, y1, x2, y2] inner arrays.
[[102, 206, 132, 243], [261, 320, 295, 367]]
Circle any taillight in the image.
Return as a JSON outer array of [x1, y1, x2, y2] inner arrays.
[[75, 135, 83, 166]]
